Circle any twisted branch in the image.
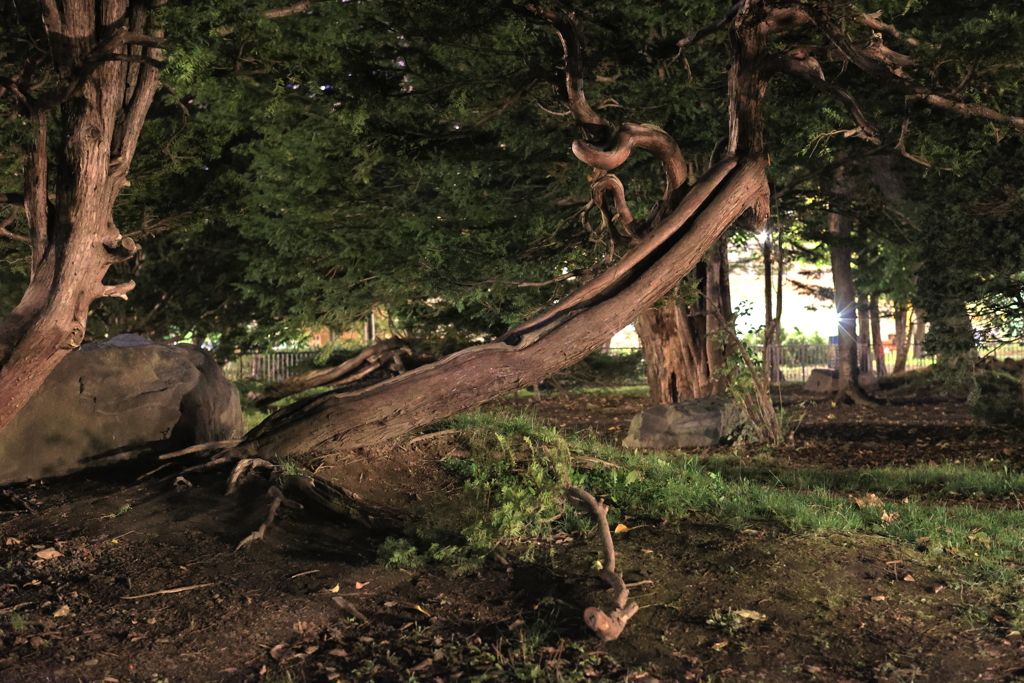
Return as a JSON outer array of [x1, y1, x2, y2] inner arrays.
[[565, 486, 638, 641]]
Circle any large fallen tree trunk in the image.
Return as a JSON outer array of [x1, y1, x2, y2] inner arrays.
[[240, 159, 768, 458], [235, 6, 772, 460]]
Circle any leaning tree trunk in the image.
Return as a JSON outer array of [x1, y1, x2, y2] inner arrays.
[[233, 9, 773, 460], [828, 167, 874, 405], [634, 237, 732, 404], [0, 1, 161, 432]]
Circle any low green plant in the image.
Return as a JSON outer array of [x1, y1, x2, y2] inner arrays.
[[9, 612, 26, 631], [969, 370, 1024, 429]]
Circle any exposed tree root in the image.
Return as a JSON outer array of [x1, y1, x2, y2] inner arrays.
[[226, 458, 276, 495], [565, 486, 639, 642], [235, 485, 302, 551]]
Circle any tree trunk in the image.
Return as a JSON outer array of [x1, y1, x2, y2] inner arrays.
[[911, 309, 927, 358], [856, 293, 870, 374], [892, 302, 909, 373], [634, 237, 732, 404], [828, 167, 874, 405], [238, 160, 767, 460], [869, 294, 887, 376], [636, 304, 691, 404], [0, 1, 161, 432]]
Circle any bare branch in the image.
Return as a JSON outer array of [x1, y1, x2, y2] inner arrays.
[[565, 486, 639, 641], [768, 50, 881, 144], [551, 12, 608, 140], [591, 174, 635, 238], [814, 11, 1024, 132], [100, 281, 136, 301], [0, 212, 29, 243], [676, 0, 745, 51], [573, 123, 687, 198], [859, 11, 921, 47], [265, 1, 315, 19]]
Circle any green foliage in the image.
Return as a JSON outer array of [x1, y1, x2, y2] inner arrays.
[[969, 371, 1024, 430]]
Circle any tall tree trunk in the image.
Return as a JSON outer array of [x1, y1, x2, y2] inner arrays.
[[869, 294, 887, 376], [892, 302, 909, 373], [0, 1, 161, 432], [911, 308, 927, 358], [828, 167, 874, 405], [856, 292, 870, 374]]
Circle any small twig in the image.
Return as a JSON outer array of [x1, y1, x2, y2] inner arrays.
[[290, 570, 320, 579], [1, 489, 38, 516], [571, 456, 623, 470], [0, 601, 33, 614], [407, 429, 458, 445], [120, 583, 214, 600], [332, 596, 369, 623], [235, 486, 301, 551]]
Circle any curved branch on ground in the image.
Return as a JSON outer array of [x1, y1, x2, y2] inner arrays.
[[565, 486, 639, 641]]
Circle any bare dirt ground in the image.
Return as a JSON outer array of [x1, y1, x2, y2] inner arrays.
[[2, 380, 1024, 682]]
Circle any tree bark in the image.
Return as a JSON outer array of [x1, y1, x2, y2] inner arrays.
[[238, 159, 768, 459], [0, 0, 161, 432], [856, 292, 870, 373], [634, 237, 732, 404], [869, 294, 887, 376], [828, 167, 874, 405], [892, 302, 909, 373], [911, 308, 927, 358]]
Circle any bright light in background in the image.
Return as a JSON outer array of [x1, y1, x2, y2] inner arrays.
[[754, 230, 770, 245]]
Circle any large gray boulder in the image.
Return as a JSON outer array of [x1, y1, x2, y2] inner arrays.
[[622, 396, 745, 450], [0, 335, 243, 483], [803, 368, 878, 393]]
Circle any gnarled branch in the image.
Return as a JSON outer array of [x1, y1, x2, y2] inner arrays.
[[565, 486, 639, 641]]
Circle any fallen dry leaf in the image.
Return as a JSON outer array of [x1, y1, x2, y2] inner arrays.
[[52, 605, 70, 617], [903, 574, 916, 582], [269, 643, 289, 661], [35, 548, 62, 560], [328, 584, 340, 593], [880, 510, 900, 524], [854, 493, 883, 509], [711, 640, 729, 651], [355, 581, 370, 589], [870, 595, 886, 602], [5, 537, 21, 546], [613, 523, 629, 534]]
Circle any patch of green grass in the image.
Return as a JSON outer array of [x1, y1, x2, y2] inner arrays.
[[386, 409, 1024, 627], [9, 612, 26, 631], [103, 503, 131, 519]]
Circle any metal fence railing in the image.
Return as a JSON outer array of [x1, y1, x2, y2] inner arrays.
[[220, 343, 1024, 386], [222, 351, 318, 383]]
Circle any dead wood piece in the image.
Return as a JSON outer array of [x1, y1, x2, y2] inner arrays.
[[1, 489, 38, 516], [226, 458, 276, 495], [407, 429, 458, 446], [332, 596, 369, 623], [120, 582, 215, 600], [158, 439, 243, 461], [235, 486, 302, 551], [565, 486, 639, 642]]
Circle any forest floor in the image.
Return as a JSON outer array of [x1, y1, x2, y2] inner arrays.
[[2, 374, 1024, 683]]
